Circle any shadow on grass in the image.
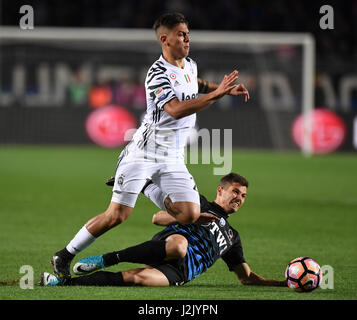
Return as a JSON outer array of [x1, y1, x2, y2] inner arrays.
[[0, 280, 18, 286]]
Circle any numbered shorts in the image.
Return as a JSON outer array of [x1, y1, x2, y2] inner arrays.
[[111, 160, 200, 208]]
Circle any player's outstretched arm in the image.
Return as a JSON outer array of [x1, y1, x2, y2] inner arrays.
[[233, 263, 287, 287], [152, 211, 178, 226], [228, 83, 250, 102], [198, 76, 250, 102], [164, 70, 238, 119], [152, 211, 219, 226], [197, 77, 218, 93]]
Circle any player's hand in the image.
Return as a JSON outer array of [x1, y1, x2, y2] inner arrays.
[[229, 83, 250, 102], [196, 212, 220, 225], [213, 70, 239, 99]]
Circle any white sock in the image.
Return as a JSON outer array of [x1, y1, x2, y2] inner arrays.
[[143, 183, 167, 211], [66, 225, 96, 256]]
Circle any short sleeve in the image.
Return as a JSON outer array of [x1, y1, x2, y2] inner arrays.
[[221, 229, 246, 271], [146, 67, 177, 110]]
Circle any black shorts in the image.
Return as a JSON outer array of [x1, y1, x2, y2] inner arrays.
[[150, 228, 188, 286]]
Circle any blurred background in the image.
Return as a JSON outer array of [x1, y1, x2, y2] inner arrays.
[[0, 0, 356, 152], [1, 1, 357, 301]]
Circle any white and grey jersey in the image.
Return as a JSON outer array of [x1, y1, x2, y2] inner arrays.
[[130, 55, 199, 162]]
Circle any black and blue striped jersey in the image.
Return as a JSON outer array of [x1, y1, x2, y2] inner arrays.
[[155, 194, 245, 283]]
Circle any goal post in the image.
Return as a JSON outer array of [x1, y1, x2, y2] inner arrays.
[[0, 27, 315, 154]]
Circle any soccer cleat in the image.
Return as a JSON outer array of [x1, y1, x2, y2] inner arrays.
[[105, 177, 115, 186], [51, 253, 72, 284], [40, 272, 61, 286], [73, 254, 106, 275]]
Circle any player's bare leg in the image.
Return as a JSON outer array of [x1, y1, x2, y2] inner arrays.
[[164, 197, 200, 225], [122, 266, 170, 286], [85, 202, 133, 237], [51, 201, 133, 283], [164, 234, 188, 260], [141, 180, 200, 225]]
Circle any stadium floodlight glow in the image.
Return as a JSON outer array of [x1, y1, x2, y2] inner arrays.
[[0, 27, 315, 155]]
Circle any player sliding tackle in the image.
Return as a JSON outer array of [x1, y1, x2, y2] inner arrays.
[[42, 173, 286, 287], [50, 12, 249, 284]]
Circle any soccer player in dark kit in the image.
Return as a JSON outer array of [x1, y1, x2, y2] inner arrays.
[[41, 173, 286, 287]]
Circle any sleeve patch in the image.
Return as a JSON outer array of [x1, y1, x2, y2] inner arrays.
[[154, 88, 168, 102]]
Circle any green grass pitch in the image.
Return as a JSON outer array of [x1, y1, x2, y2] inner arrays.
[[0, 146, 356, 300]]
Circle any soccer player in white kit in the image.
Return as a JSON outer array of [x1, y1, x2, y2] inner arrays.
[[51, 12, 250, 283]]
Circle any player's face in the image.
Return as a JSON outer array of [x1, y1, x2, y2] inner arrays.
[[217, 182, 247, 214], [165, 23, 190, 59]]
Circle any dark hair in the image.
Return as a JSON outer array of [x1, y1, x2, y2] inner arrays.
[[153, 12, 188, 32], [219, 173, 249, 188]]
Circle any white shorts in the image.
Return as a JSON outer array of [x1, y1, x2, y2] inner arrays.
[[110, 160, 200, 208]]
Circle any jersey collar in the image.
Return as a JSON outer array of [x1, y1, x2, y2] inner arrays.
[[210, 201, 229, 219], [159, 54, 186, 71]]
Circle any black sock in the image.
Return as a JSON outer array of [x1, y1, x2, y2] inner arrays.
[[103, 240, 166, 267], [56, 247, 75, 261], [68, 271, 124, 286]]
